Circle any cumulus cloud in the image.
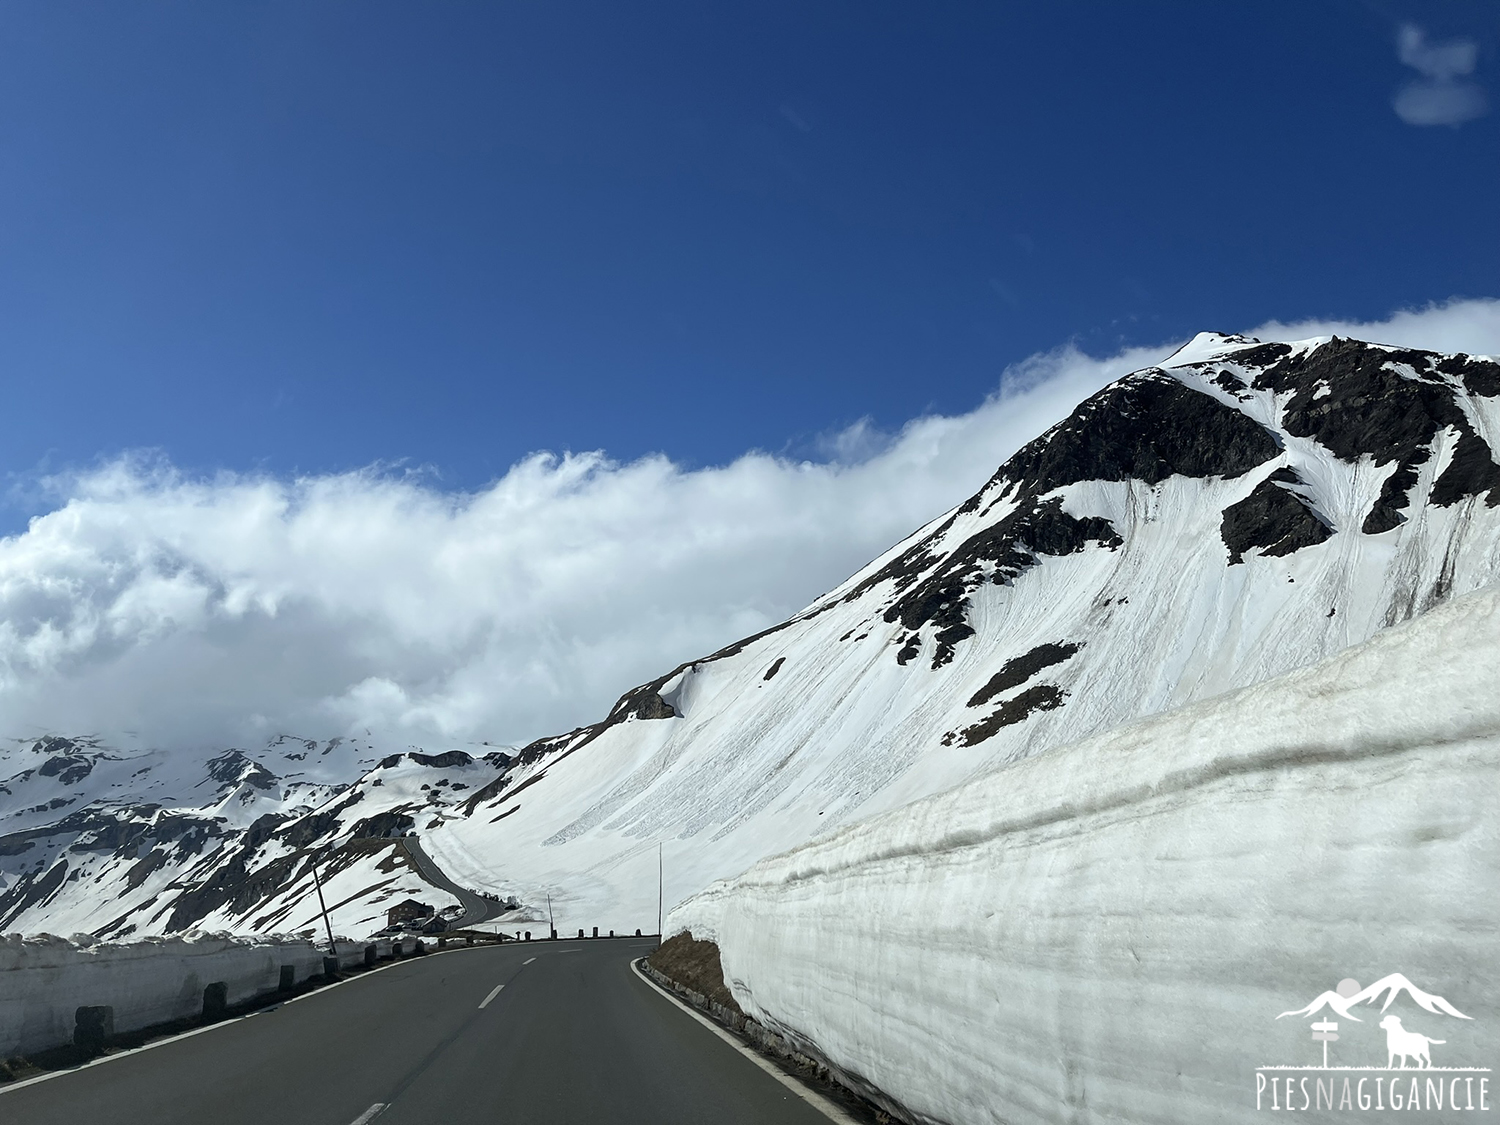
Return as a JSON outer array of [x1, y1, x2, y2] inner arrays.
[[1392, 24, 1488, 127], [1, 298, 1497, 753]]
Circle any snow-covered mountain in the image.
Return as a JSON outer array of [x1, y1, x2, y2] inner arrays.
[[3, 331, 1498, 939], [0, 733, 507, 938]]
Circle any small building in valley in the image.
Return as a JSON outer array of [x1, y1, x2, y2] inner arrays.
[[387, 899, 434, 927]]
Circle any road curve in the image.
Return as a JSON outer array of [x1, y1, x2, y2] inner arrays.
[[399, 838, 501, 929], [0, 938, 840, 1125]]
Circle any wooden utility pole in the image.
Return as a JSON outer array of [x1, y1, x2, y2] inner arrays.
[[657, 842, 663, 946], [309, 854, 338, 955]]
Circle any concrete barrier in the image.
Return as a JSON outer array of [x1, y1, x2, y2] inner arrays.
[[73, 1005, 113, 1053], [201, 982, 227, 1020], [1, 933, 328, 1058]]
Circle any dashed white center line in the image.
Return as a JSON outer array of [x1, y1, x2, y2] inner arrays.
[[349, 1104, 386, 1125], [523, 956, 536, 964], [479, 984, 505, 1009]]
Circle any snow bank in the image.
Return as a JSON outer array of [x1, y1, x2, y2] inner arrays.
[[673, 585, 1500, 1125], [0, 931, 409, 1058]]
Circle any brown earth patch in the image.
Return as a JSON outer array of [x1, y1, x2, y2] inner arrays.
[[646, 932, 742, 1015]]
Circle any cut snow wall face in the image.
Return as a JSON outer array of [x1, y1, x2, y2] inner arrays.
[[672, 585, 1500, 1125], [0, 933, 383, 1057]]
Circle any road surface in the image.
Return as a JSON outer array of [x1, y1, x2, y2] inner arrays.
[[0, 937, 840, 1125], [399, 838, 503, 929]]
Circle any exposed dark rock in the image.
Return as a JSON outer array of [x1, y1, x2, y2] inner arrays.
[[608, 685, 677, 721], [124, 849, 168, 890], [1221, 467, 1334, 564], [31, 736, 83, 756], [37, 755, 93, 786], [1435, 353, 1500, 398], [409, 751, 473, 769], [164, 848, 300, 932], [0, 858, 69, 930], [348, 810, 415, 840], [968, 642, 1082, 707], [205, 750, 278, 791], [762, 657, 786, 681], [1242, 337, 1500, 529], [1364, 458, 1425, 534], [1431, 426, 1500, 508], [997, 371, 1281, 490], [279, 790, 364, 849], [859, 498, 1120, 671], [944, 684, 1067, 748], [831, 371, 1277, 670]]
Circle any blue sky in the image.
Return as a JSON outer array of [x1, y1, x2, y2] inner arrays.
[[0, 2, 1498, 749], [1, 1, 1495, 493]]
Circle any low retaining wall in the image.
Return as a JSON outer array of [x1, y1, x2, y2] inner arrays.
[[0, 932, 420, 1059]]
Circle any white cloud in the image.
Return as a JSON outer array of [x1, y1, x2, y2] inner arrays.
[[0, 298, 1497, 753], [1392, 24, 1488, 126]]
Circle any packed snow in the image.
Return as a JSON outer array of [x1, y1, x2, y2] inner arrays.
[[0, 931, 376, 1057], [673, 583, 1500, 1125]]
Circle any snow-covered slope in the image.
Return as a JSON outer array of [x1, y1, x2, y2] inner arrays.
[[3, 332, 1499, 940], [671, 581, 1500, 1125], [417, 333, 1500, 934], [0, 734, 504, 938]]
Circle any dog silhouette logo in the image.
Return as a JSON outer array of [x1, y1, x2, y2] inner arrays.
[[1379, 1015, 1444, 1070]]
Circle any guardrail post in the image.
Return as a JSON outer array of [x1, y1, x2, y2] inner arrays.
[[74, 1005, 113, 1053], [279, 964, 296, 991], [364, 944, 377, 967], [577, 929, 584, 939], [202, 981, 228, 1020], [524, 930, 531, 941], [323, 955, 340, 979], [592, 926, 598, 938], [635, 929, 642, 936]]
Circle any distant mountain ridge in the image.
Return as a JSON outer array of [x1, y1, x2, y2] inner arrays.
[[3, 331, 1499, 939]]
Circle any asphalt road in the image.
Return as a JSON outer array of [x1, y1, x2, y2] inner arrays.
[[399, 838, 503, 928], [1, 938, 837, 1125]]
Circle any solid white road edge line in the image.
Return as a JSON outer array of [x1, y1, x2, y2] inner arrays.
[[523, 957, 536, 964], [0, 943, 480, 1097], [478, 984, 504, 1009], [629, 958, 861, 1125], [348, 1102, 386, 1125]]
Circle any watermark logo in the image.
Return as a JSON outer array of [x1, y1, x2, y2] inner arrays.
[[1256, 973, 1491, 1112]]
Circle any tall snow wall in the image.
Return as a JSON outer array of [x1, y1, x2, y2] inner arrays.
[[672, 585, 1500, 1125], [0, 932, 391, 1057]]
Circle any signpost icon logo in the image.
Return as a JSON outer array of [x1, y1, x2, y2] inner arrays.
[[1307, 978, 1359, 1068]]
